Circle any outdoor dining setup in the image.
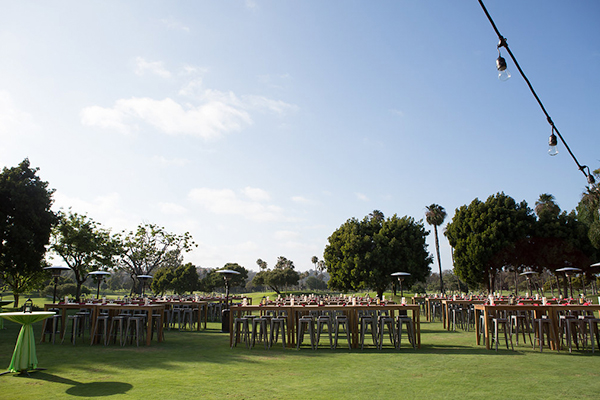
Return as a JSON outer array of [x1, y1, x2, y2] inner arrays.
[[415, 290, 600, 353], [228, 294, 421, 350]]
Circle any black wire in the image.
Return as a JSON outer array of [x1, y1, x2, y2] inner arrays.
[[477, 0, 592, 184]]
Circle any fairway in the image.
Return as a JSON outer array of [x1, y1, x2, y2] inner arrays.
[[1, 315, 599, 399]]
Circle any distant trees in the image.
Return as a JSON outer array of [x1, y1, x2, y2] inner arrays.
[[324, 211, 432, 299], [446, 192, 596, 294], [116, 223, 196, 295], [0, 159, 56, 307], [252, 256, 300, 294], [425, 204, 447, 293], [445, 193, 534, 292], [202, 263, 249, 293], [151, 262, 199, 295], [577, 167, 600, 250], [51, 210, 119, 301]]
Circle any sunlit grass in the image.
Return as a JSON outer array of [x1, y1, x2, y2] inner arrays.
[[1, 294, 600, 399]]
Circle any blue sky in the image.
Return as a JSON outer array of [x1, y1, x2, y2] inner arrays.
[[1, 1, 599, 273]]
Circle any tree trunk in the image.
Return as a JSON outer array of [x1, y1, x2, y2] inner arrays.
[[13, 293, 20, 309], [434, 226, 444, 294]]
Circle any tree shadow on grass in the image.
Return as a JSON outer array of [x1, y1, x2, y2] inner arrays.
[[27, 371, 133, 397]]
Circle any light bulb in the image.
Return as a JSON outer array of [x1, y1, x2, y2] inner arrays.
[[496, 56, 511, 81], [498, 69, 511, 81], [548, 132, 558, 156]]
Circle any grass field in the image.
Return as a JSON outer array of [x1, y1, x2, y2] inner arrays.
[[1, 295, 599, 399]]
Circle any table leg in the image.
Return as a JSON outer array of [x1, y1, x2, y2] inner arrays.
[[484, 311, 490, 350], [475, 309, 481, 346], [415, 309, 421, 348]]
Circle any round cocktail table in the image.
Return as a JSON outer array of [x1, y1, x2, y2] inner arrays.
[[0, 311, 56, 375]]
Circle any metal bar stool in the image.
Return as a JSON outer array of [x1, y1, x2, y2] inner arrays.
[[297, 314, 316, 350], [333, 310, 351, 350]]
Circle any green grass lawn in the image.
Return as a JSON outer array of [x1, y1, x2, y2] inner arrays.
[[1, 295, 599, 399]]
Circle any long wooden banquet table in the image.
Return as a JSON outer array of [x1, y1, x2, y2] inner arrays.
[[43, 302, 166, 346], [154, 300, 209, 330], [229, 303, 421, 349], [474, 303, 600, 351]]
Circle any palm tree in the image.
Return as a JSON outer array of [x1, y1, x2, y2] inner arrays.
[[426, 204, 447, 293], [535, 193, 560, 218]]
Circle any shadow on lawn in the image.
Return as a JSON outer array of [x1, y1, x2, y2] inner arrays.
[[28, 371, 133, 397]]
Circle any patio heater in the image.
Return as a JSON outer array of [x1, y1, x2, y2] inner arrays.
[[43, 266, 71, 303], [88, 271, 111, 299], [519, 271, 538, 298], [391, 272, 411, 299], [137, 275, 153, 297], [556, 267, 582, 299], [592, 263, 600, 295], [216, 269, 240, 332]]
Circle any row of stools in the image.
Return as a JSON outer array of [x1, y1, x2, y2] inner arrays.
[[232, 310, 291, 349], [232, 310, 416, 350], [478, 309, 600, 353], [41, 308, 161, 347], [167, 305, 199, 331]]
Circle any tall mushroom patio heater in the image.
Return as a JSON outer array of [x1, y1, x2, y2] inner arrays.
[[217, 269, 240, 332], [44, 266, 71, 303], [88, 271, 111, 299], [137, 275, 153, 297], [519, 271, 538, 298], [391, 272, 411, 299], [556, 267, 582, 299]]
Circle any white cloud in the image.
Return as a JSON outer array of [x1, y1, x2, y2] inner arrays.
[[52, 191, 138, 233], [243, 95, 299, 116], [242, 187, 271, 202], [81, 96, 252, 139], [355, 192, 369, 201], [291, 196, 316, 205], [161, 16, 191, 33], [159, 202, 188, 215], [80, 105, 134, 134], [188, 187, 284, 222], [134, 57, 172, 78], [178, 78, 204, 97]]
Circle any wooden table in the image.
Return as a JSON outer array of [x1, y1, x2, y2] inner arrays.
[[43, 303, 91, 342], [424, 298, 445, 322], [473, 304, 600, 351], [154, 300, 208, 330], [89, 303, 165, 346], [43, 303, 165, 346], [229, 304, 420, 349]]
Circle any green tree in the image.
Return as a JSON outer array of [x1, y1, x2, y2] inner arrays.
[[445, 192, 535, 292], [171, 263, 199, 295], [151, 266, 176, 296], [535, 193, 561, 219], [425, 204, 447, 293], [203, 263, 249, 293], [50, 210, 118, 301], [0, 159, 56, 307], [577, 167, 600, 250], [252, 256, 299, 294], [324, 211, 432, 299], [117, 223, 196, 295]]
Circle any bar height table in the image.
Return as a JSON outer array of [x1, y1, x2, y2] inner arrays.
[[0, 311, 56, 375]]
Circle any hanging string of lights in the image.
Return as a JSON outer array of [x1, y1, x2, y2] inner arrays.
[[477, 0, 595, 186]]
